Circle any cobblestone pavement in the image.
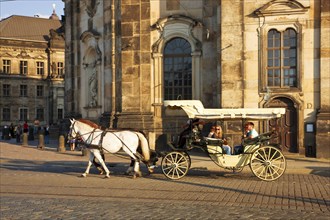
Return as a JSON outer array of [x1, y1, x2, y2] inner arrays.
[[1, 139, 329, 219]]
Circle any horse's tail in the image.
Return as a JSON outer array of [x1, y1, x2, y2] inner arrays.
[[135, 132, 150, 161]]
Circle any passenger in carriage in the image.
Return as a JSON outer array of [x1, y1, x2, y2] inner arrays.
[[234, 122, 259, 155], [207, 125, 216, 138], [208, 125, 231, 155]]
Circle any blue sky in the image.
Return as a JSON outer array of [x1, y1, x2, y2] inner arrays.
[[0, 0, 64, 20]]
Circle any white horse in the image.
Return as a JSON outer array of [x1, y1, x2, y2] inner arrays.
[[68, 118, 158, 178]]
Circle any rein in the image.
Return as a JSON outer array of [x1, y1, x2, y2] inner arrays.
[[111, 132, 144, 161], [70, 121, 104, 149], [71, 120, 143, 161]]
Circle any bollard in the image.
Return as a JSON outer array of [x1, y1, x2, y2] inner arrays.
[[38, 134, 45, 150], [22, 133, 28, 147], [57, 135, 66, 152]]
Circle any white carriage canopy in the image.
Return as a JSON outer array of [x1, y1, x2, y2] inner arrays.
[[163, 100, 286, 120]]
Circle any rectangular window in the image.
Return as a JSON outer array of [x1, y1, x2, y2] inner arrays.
[[3, 60, 11, 73], [266, 28, 297, 88], [57, 62, 64, 76], [2, 108, 11, 121], [36, 108, 44, 121], [19, 108, 28, 121], [20, 60, 28, 75], [58, 108, 63, 120], [20, 85, 28, 97], [3, 84, 10, 97], [36, 85, 43, 97], [36, 62, 44, 75]]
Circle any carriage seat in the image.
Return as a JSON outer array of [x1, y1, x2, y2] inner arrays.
[[205, 137, 225, 154], [205, 137, 224, 146], [242, 131, 274, 146]]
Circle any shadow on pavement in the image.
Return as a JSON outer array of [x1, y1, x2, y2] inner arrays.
[[0, 157, 134, 177], [308, 167, 330, 177]]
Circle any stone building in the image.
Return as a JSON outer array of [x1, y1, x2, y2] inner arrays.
[[63, 0, 329, 158], [0, 10, 65, 128]]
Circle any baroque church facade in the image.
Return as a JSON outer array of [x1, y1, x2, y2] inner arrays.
[[63, 0, 329, 158], [0, 10, 65, 128]]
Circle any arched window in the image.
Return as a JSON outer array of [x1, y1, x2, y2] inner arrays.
[[267, 28, 297, 88], [163, 38, 192, 100]]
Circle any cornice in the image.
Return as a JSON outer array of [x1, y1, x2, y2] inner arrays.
[[254, 0, 309, 17]]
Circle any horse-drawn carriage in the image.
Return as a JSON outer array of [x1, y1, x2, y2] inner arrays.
[[160, 100, 287, 181], [68, 100, 287, 181]]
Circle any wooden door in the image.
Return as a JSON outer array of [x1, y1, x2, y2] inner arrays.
[[267, 98, 298, 153]]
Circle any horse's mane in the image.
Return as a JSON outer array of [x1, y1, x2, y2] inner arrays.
[[78, 119, 100, 129]]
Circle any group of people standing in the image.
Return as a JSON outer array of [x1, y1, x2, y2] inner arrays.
[[178, 119, 259, 155], [6, 122, 25, 143], [6, 121, 50, 144]]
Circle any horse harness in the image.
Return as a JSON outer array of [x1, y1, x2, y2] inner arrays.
[[70, 122, 144, 161]]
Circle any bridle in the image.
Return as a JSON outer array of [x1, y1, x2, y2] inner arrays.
[[68, 120, 101, 146]]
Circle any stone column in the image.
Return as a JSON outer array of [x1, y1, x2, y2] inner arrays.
[[315, 0, 330, 158], [115, 1, 153, 132], [220, 1, 244, 108]]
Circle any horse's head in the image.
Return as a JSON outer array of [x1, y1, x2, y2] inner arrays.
[[144, 150, 159, 173], [68, 118, 80, 141]]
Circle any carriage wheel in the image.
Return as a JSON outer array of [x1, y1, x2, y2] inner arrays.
[[161, 151, 191, 180], [250, 146, 286, 181], [182, 151, 191, 169]]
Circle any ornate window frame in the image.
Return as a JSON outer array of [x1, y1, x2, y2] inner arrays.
[[255, 0, 309, 93], [261, 24, 302, 92], [151, 15, 203, 105]]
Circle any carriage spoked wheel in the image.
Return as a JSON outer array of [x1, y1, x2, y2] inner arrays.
[[181, 151, 191, 169], [161, 151, 191, 180], [250, 146, 286, 181]]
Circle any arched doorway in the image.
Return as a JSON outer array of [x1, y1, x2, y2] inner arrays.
[[267, 97, 298, 153]]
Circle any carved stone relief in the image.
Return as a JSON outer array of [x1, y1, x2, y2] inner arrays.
[[81, 31, 101, 107], [82, 0, 100, 18]]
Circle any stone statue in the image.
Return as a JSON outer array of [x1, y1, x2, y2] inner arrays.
[[83, 0, 100, 18], [51, 62, 57, 78], [87, 61, 98, 107], [82, 32, 101, 107]]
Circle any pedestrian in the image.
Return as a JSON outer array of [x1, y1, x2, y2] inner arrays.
[[23, 121, 28, 133], [34, 119, 40, 136], [69, 138, 76, 151], [16, 124, 22, 143], [9, 123, 15, 139], [44, 124, 50, 144]]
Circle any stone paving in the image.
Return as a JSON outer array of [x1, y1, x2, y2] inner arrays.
[[0, 137, 329, 219]]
